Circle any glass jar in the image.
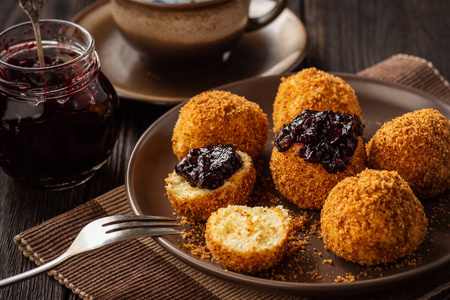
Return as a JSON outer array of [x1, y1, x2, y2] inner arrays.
[[0, 19, 119, 189]]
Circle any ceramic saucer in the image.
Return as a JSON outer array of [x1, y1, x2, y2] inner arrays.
[[72, 0, 307, 104]]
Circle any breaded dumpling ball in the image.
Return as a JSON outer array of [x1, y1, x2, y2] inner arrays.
[[270, 138, 367, 210], [273, 68, 363, 133], [205, 205, 291, 274], [367, 109, 450, 199], [165, 150, 256, 221], [321, 169, 428, 266], [172, 90, 268, 160]]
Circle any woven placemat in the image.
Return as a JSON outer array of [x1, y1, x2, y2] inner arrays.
[[14, 54, 450, 300]]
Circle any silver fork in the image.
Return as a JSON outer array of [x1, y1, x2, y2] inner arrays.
[[0, 215, 182, 288]]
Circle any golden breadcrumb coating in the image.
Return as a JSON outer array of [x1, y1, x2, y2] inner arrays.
[[321, 169, 428, 266], [205, 205, 291, 274], [367, 108, 450, 199], [172, 90, 268, 160], [165, 151, 256, 221], [272, 68, 363, 133], [270, 137, 367, 210]]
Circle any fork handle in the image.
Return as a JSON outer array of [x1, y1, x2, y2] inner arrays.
[[0, 252, 69, 288]]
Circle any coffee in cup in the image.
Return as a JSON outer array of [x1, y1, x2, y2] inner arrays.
[[111, 0, 288, 68]]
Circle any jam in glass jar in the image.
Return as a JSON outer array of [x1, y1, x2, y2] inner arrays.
[[0, 19, 119, 189]]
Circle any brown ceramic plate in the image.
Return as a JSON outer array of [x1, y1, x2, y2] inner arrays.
[[72, 0, 307, 105], [126, 74, 450, 297]]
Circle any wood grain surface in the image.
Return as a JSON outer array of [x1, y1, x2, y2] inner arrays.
[[0, 0, 449, 299]]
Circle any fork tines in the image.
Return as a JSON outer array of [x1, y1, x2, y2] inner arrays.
[[101, 215, 181, 234]]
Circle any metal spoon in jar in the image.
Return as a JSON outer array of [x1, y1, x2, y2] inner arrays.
[[19, 0, 46, 68]]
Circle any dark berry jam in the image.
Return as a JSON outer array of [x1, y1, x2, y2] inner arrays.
[[275, 109, 363, 173], [0, 51, 119, 186], [175, 144, 243, 190], [5, 48, 76, 68]]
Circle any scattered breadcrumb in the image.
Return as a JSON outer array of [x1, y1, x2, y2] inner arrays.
[[175, 105, 449, 284], [335, 273, 355, 283], [179, 169, 448, 283]]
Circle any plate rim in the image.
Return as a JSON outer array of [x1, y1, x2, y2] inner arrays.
[[72, 0, 308, 104], [126, 73, 450, 296]]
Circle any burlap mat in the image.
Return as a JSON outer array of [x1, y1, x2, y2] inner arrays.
[[14, 54, 450, 300]]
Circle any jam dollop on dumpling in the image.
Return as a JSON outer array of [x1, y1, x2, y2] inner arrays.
[[273, 68, 363, 133], [165, 144, 256, 221], [270, 109, 367, 210]]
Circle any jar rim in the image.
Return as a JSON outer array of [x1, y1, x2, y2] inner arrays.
[[0, 19, 94, 72]]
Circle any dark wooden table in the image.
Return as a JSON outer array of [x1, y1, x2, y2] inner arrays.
[[0, 1, 449, 299]]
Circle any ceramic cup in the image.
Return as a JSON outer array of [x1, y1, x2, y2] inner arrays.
[[111, 0, 288, 68]]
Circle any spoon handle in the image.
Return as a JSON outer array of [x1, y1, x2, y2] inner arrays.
[[30, 16, 45, 67], [19, 0, 47, 67]]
